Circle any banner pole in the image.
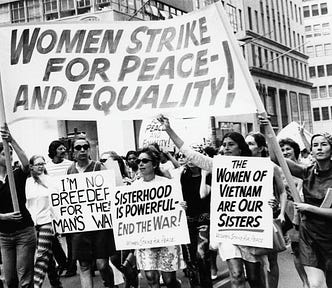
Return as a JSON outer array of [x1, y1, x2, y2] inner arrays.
[[0, 73, 20, 211], [214, 3, 301, 203]]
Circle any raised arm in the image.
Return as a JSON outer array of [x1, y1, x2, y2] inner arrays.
[[1, 126, 29, 170], [299, 122, 311, 153], [258, 115, 306, 179], [157, 115, 213, 172]]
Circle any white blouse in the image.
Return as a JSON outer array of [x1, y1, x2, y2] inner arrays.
[[25, 174, 55, 225]]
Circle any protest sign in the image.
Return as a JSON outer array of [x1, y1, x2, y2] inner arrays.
[[139, 118, 174, 151], [110, 178, 190, 250], [0, 3, 258, 124], [50, 170, 115, 233], [210, 156, 273, 248]]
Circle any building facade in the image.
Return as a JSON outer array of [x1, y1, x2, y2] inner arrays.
[[303, 0, 332, 133], [195, 0, 313, 138]]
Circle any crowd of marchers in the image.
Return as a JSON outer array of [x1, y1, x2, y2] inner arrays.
[[0, 113, 331, 288]]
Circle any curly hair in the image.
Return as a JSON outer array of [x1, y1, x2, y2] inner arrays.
[[279, 138, 300, 160], [137, 146, 163, 176]]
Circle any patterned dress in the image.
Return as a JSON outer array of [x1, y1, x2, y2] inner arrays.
[[135, 175, 186, 271]]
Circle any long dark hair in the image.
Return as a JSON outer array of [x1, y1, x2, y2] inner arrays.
[[222, 132, 252, 156], [247, 131, 268, 157], [137, 146, 163, 177]]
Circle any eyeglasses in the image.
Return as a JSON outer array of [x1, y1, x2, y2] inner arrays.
[[178, 154, 186, 159], [33, 163, 46, 167], [135, 158, 152, 165], [100, 158, 108, 163], [74, 144, 90, 151]]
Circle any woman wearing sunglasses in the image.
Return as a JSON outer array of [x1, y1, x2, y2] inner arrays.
[[157, 115, 265, 288], [134, 146, 185, 288], [67, 138, 116, 288], [25, 155, 63, 288]]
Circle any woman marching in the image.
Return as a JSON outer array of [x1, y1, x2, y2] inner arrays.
[[260, 117, 332, 288], [134, 146, 185, 288], [25, 155, 63, 288], [157, 115, 265, 288]]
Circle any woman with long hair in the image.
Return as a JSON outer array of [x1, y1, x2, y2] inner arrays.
[[26, 155, 62, 288], [157, 115, 265, 288], [245, 132, 287, 288], [260, 116, 332, 288], [134, 146, 185, 288]]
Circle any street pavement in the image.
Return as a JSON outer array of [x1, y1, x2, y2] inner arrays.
[[38, 247, 303, 288]]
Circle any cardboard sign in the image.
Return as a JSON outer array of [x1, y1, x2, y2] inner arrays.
[[0, 3, 259, 123], [210, 156, 274, 248], [50, 170, 115, 233], [110, 178, 190, 249]]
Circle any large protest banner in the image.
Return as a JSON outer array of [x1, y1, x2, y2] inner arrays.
[[50, 170, 115, 234], [210, 156, 274, 248], [110, 178, 190, 250], [0, 3, 259, 124]]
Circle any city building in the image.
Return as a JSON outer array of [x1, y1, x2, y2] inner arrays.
[[195, 0, 313, 139], [303, 0, 332, 133]]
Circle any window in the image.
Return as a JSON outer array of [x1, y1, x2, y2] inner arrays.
[[322, 23, 330, 35], [315, 45, 323, 57], [321, 3, 328, 15], [311, 87, 318, 99], [327, 64, 332, 76], [43, 0, 58, 15], [26, 0, 41, 22], [290, 92, 300, 123], [305, 25, 311, 33], [313, 24, 321, 37], [303, 5, 310, 17], [255, 10, 259, 33], [248, 7, 252, 30], [313, 108, 320, 121], [10, 1, 25, 23], [325, 43, 332, 56], [306, 45, 314, 57], [312, 4, 319, 16], [226, 4, 238, 32], [0, 4, 10, 23], [322, 107, 329, 120], [329, 85, 332, 97], [251, 44, 256, 67], [317, 65, 325, 77], [299, 94, 312, 129], [309, 66, 316, 78], [319, 86, 327, 98], [258, 47, 262, 67]]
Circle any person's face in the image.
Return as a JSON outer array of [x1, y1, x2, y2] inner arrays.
[[280, 144, 296, 161], [177, 153, 187, 166], [31, 157, 46, 176], [245, 135, 260, 157], [222, 137, 241, 156], [56, 145, 67, 159], [127, 153, 138, 168], [73, 140, 90, 161], [137, 152, 155, 177], [0, 148, 13, 167], [311, 136, 332, 161]]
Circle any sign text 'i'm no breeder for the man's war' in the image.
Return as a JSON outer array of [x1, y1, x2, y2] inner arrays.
[[50, 170, 115, 233], [210, 156, 274, 248]]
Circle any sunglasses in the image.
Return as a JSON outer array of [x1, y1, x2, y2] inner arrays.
[[178, 154, 186, 159], [100, 158, 108, 163], [74, 144, 90, 151], [135, 158, 152, 165]]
